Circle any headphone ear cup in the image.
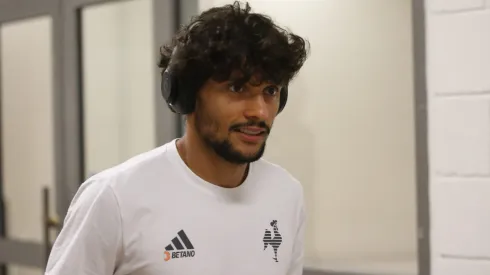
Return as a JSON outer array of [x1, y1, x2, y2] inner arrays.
[[278, 86, 288, 113], [161, 70, 177, 113], [162, 70, 189, 114]]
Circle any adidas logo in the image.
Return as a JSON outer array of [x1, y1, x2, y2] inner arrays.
[[164, 230, 195, 261]]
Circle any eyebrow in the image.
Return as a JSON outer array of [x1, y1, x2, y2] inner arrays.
[[229, 77, 280, 87]]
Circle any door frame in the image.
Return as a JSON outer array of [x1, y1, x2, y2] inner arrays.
[[0, 0, 63, 270], [412, 0, 431, 274]]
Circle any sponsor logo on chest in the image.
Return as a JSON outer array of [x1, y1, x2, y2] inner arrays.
[[164, 229, 195, 261]]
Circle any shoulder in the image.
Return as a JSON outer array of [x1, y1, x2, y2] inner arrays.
[[253, 158, 306, 224], [77, 141, 178, 201], [254, 158, 301, 184], [253, 158, 304, 197], [97, 142, 169, 176]]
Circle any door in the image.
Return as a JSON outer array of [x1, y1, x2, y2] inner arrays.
[[0, 0, 63, 274], [0, 0, 179, 273]]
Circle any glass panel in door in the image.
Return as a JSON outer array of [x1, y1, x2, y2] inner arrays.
[[80, 0, 157, 179]]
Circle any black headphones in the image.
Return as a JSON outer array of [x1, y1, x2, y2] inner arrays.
[[160, 55, 289, 115]]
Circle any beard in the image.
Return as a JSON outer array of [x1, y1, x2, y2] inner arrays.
[[193, 104, 268, 164]]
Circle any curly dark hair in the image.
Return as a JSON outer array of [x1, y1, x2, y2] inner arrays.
[[158, 1, 309, 92]]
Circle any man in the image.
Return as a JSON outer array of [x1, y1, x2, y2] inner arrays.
[[45, 1, 309, 274]]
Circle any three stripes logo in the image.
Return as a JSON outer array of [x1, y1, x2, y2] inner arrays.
[[164, 230, 195, 261]]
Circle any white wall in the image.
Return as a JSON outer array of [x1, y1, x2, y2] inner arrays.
[[199, 0, 418, 272], [426, 0, 490, 274]]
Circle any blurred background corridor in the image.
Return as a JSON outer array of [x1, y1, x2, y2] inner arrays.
[[0, 0, 488, 275]]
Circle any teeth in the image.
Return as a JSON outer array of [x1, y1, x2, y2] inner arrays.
[[240, 129, 261, 135]]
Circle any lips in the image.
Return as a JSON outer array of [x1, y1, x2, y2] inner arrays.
[[231, 126, 267, 143]]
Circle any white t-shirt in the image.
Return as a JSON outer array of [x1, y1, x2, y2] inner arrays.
[[45, 139, 306, 275]]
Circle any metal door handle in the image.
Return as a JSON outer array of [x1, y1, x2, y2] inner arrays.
[[42, 187, 60, 267], [0, 193, 6, 275]]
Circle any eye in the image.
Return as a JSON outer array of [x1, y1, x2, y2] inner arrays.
[[264, 86, 280, 96], [229, 83, 244, 93]]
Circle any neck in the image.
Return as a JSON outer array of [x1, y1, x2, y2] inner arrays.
[[176, 130, 248, 189]]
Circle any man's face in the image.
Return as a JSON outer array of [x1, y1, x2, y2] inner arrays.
[[191, 74, 282, 164]]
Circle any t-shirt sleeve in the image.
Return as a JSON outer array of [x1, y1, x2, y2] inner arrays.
[[287, 186, 306, 275], [45, 177, 124, 275]]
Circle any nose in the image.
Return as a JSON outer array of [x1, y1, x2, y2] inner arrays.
[[243, 94, 269, 121]]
